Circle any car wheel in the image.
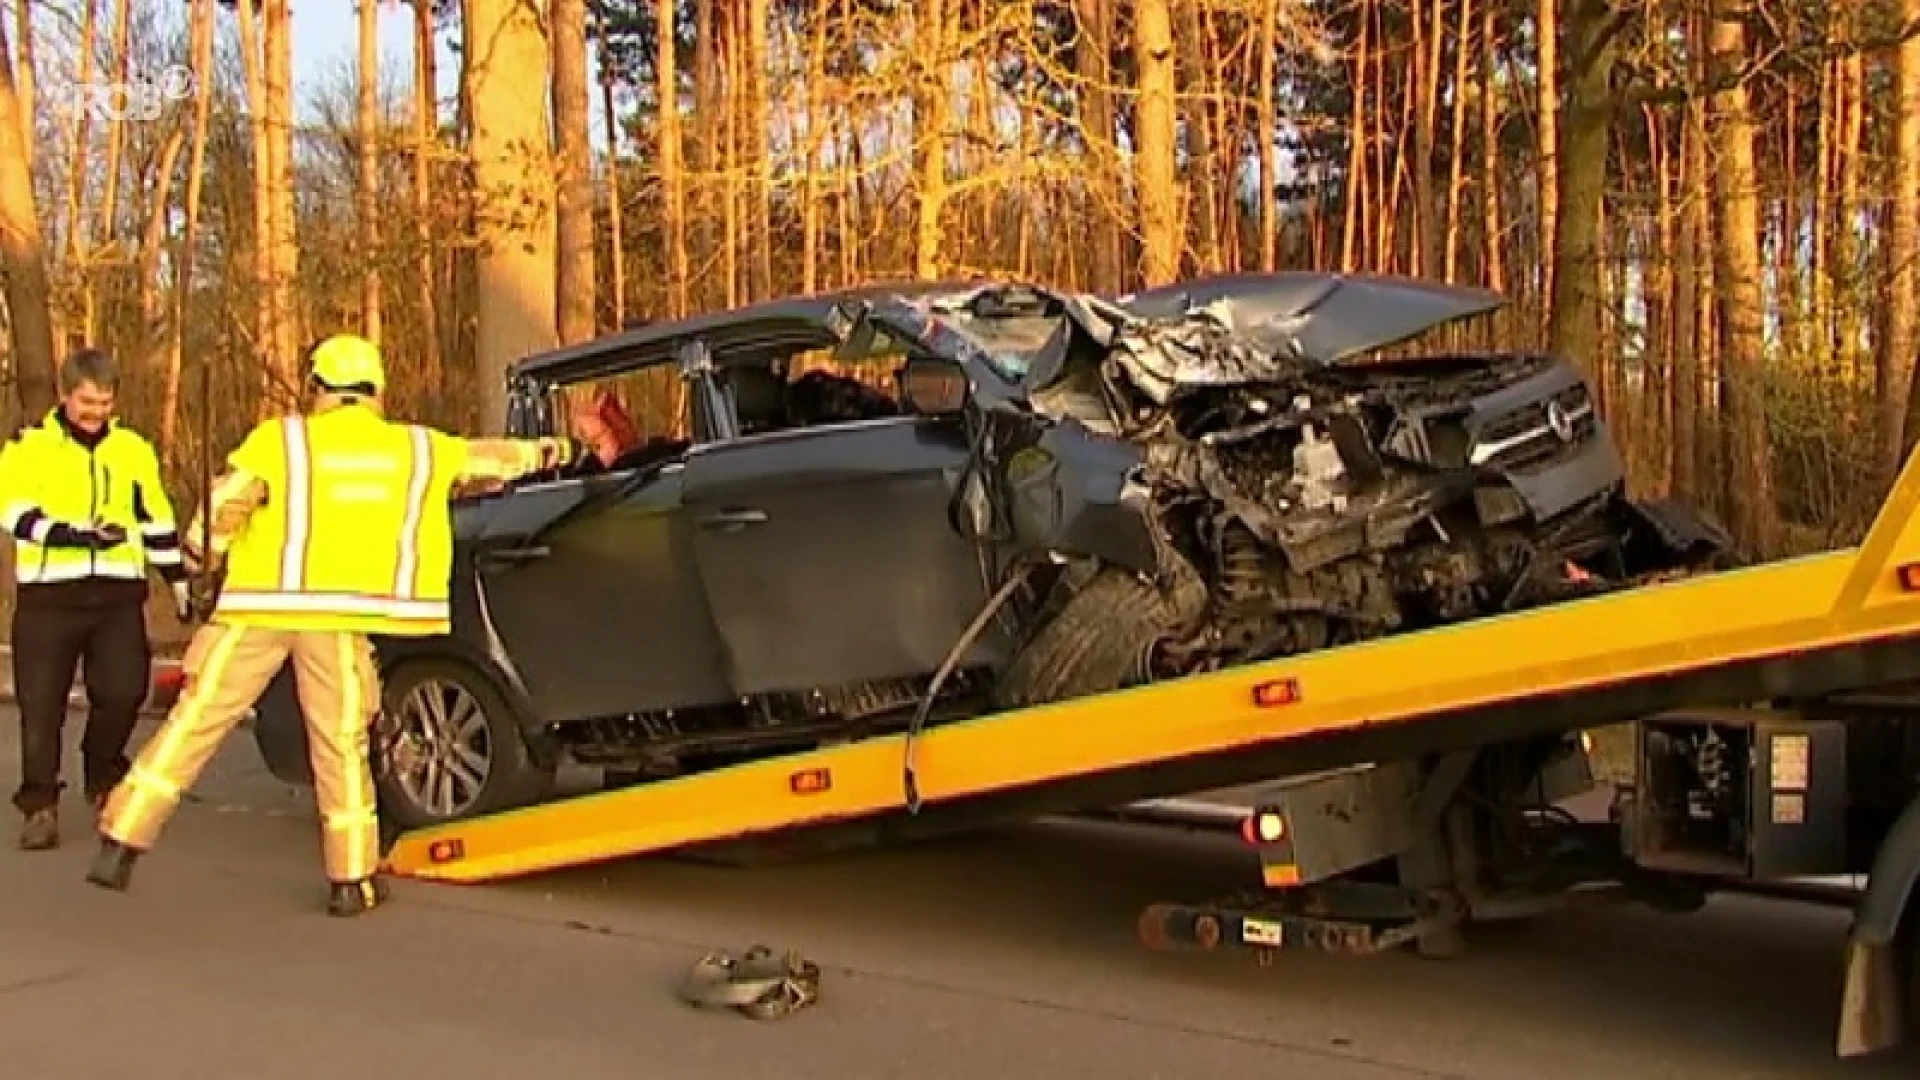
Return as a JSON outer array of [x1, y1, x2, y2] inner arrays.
[[372, 658, 554, 831], [993, 567, 1182, 709]]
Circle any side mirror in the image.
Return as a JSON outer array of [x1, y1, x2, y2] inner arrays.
[[899, 357, 970, 417]]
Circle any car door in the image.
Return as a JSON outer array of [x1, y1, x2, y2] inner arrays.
[[682, 415, 1006, 698], [469, 465, 735, 725]]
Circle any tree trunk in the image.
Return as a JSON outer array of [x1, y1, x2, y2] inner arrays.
[[597, 32, 626, 326], [1892, 0, 1920, 469], [96, 0, 131, 293], [1132, 0, 1179, 287], [655, 0, 688, 317], [135, 131, 186, 374], [1547, 0, 1614, 393], [264, 0, 299, 399], [1073, 0, 1122, 289], [1477, 0, 1502, 294], [162, 0, 215, 467], [1669, 95, 1698, 502], [911, 0, 950, 279], [11, 0, 33, 176], [0, 17, 56, 418], [1257, 0, 1279, 271], [551, 0, 595, 343], [1181, 0, 1220, 274], [1442, 0, 1473, 283], [747, 0, 771, 299], [798, 7, 829, 294], [1340, 5, 1370, 272], [357, 0, 382, 343], [1705, 5, 1775, 555], [410, 0, 443, 397], [691, 0, 718, 311], [467, 0, 558, 433], [61, 0, 98, 345], [1534, 0, 1558, 336], [232, 0, 273, 397]]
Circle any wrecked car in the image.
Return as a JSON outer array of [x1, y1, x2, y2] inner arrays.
[[246, 272, 1732, 830]]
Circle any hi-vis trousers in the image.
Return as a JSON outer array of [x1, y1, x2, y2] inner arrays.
[[99, 621, 383, 883]]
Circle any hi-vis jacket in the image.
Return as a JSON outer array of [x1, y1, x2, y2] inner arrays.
[[0, 409, 187, 593], [191, 401, 569, 637]]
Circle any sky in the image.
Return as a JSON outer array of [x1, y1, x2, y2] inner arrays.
[[290, 3, 455, 113], [286, 3, 610, 143]]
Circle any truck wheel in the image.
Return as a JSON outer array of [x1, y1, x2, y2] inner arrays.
[[993, 568, 1182, 709], [372, 658, 554, 832]]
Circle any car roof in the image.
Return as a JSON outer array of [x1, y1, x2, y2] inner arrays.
[[509, 279, 987, 387]]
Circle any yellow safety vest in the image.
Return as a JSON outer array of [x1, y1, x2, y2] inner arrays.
[[0, 410, 183, 588], [215, 405, 471, 637]]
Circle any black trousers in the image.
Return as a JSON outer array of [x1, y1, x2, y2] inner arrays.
[[11, 595, 151, 814]]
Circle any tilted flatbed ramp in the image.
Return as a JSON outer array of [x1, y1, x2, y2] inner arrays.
[[383, 453, 1920, 883]]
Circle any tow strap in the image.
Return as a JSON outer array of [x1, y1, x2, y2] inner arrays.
[[678, 945, 822, 1020]]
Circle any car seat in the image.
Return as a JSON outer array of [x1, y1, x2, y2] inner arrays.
[[727, 364, 788, 436]]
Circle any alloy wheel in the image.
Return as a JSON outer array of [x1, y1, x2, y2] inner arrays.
[[383, 677, 494, 819]]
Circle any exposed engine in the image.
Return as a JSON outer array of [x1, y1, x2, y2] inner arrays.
[[1041, 302, 1722, 677]]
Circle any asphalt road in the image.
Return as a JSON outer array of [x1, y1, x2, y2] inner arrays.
[[0, 705, 1909, 1080]]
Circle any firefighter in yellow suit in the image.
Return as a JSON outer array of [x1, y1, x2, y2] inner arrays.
[[86, 334, 574, 917]]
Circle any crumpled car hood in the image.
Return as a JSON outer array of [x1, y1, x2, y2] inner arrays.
[[1101, 272, 1507, 402]]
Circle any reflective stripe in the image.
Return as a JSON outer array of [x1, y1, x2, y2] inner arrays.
[[217, 589, 448, 621], [394, 426, 434, 599], [333, 631, 375, 881], [280, 416, 313, 590], [16, 559, 144, 583], [148, 546, 184, 566], [140, 520, 177, 538], [102, 624, 246, 847]]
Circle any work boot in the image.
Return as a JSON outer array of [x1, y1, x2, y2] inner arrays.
[[17, 808, 58, 851], [326, 876, 389, 918], [85, 837, 140, 891]]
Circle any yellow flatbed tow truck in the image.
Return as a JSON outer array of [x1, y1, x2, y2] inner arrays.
[[379, 448, 1920, 1060]]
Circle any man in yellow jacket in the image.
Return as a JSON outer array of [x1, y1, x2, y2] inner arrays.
[[87, 334, 573, 916], [0, 348, 192, 851]]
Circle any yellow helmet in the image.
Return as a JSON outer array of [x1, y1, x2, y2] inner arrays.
[[307, 334, 386, 394]]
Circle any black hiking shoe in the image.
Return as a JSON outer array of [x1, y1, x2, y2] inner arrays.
[[326, 876, 389, 918], [85, 837, 139, 891]]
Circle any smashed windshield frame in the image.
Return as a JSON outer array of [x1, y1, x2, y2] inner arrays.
[[841, 297, 1032, 397]]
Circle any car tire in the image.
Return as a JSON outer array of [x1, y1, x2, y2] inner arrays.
[[992, 567, 1182, 709], [371, 658, 554, 832]]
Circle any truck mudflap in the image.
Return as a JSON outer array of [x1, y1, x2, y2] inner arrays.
[[1837, 793, 1920, 1056]]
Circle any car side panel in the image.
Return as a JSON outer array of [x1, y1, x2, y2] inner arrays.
[[475, 465, 735, 724], [683, 417, 1004, 697]]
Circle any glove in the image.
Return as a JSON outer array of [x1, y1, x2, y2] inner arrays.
[[46, 520, 127, 550], [536, 437, 576, 471], [169, 581, 194, 622]]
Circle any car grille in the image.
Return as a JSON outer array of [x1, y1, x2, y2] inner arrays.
[[1467, 384, 1596, 469]]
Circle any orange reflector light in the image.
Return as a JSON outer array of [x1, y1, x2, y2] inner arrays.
[[426, 838, 465, 864], [790, 768, 832, 795], [1252, 678, 1301, 707], [1899, 563, 1920, 592]]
